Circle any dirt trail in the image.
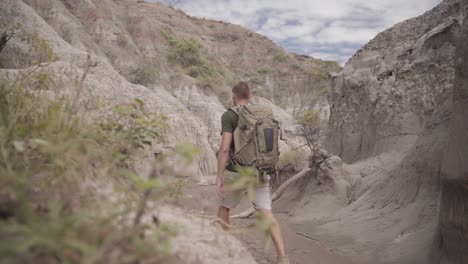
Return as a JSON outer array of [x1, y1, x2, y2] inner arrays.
[[177, 179, 352, 264]]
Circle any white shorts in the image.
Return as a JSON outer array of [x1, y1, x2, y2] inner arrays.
[[220, 172, 272, 210]]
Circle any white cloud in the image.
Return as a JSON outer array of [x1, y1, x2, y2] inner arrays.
[[149, 0, 442, 63]]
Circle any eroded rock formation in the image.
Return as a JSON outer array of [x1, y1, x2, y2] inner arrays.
[[432, 8, 468, 263], [290, 1, 468, 263], [327, 0, 464, 163]]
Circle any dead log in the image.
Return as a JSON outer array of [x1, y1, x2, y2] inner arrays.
[[231, 167, 311, 219]]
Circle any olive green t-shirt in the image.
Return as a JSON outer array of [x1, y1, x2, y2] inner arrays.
[[221, 109, 238, 171], [221, 109, 238, 134], [221, 109, 238, 153]]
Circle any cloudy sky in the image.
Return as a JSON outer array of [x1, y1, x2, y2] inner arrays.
[[148, 0, 442, 64]]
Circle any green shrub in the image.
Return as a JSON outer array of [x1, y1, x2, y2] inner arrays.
[[128, 59, 158, 85], [273, 51, 289, 62], [296, 108, 320, 127], [20, 29, 55, 66], [278, 149, 307, 169], [166, 36, 209, 72], [186, 62, 214, 79], [257, 67, 271, 74], [249, 74, 264, 86], [0, 70, 185, 263], [163, 31, 232, 105], [116, 33, 131, 48], [163, 31, 215, 79], [295, 109, 321, 152]]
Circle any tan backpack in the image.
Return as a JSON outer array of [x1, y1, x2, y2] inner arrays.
[[231, 104, 280, 174]]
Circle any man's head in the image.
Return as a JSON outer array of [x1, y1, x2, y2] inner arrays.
[[232, 82, 251, 106]]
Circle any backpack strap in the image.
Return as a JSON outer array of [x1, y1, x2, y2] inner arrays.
[[229, 107, 239, 116]]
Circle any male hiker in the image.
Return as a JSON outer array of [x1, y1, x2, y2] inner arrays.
[[216, 82, 289, 264]]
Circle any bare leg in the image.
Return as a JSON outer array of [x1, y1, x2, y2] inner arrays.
[[218, 206, 230, 230], [258, 208, 287, 258]]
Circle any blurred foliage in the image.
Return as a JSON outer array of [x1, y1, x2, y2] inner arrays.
[[173, 143, 204, 165], [0, 68, 195, 264], [228, 167, 261, 202], [255, 212, 273, 244], [99, 98, 167, 152], [20, 29, 55, 66], [227, 167, 274, 243]]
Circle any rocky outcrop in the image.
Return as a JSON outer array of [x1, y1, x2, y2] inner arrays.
[[327, 0, 464, 163], [156, 206, 257, 264], [432, 9, 468, 264], [290, 1, 468, 263]]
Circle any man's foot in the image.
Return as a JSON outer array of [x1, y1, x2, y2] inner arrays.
[[278, 256, 290, 264]]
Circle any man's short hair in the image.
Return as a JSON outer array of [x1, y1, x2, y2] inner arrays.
[[232, 82, 250, 99]]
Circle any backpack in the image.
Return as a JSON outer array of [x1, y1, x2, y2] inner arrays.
[[230, 104, 280, 174]]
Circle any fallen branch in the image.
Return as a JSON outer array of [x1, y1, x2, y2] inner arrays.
[[296, 232, 327, 248], [71, 54, 99, 113], [133, 165, 160, 227], [231, 167, 311, 219]]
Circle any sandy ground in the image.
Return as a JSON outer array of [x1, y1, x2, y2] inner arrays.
[[175, 179, 352, 264]]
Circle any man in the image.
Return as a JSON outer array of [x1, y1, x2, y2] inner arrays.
[[216, 82, 289, 264]]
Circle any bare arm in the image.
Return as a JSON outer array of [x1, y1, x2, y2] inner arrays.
[[217, 132, 233, 198]]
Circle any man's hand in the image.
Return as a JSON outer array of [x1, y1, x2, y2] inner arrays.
[[216, 176, 225, 198]]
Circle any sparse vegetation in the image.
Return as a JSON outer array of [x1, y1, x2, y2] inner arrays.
[[20, 29, 55, 65], [302, 59, 341, 83], [0, 68, 193, 263], [116, 33, 131, 48], [278, 149, 307, 170], [163, 30, 232, 106], [249, 73, 264, 86], [128, 58, 158, 86], [257, 67, 271, 75], [295, 109, 322, 152], [164, 32, 213, 77], [273, 51, 289, 62]]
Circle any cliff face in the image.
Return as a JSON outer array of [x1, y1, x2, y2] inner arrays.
[[433, 9, 468, 263], [327, 0, 464, 163], [289, 1, 468, 263]]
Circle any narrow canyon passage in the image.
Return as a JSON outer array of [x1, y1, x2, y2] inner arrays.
[[177, 180, 352, 264]]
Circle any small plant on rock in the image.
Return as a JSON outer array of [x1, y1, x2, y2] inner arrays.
[[295, 109, 322, 153], [128, 58, 158, 86]]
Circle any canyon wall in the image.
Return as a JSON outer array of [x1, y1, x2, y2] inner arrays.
[[291, 1, 467, 263]]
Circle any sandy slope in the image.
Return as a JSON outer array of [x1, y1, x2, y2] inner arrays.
[[177, 179, 351, 264]]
